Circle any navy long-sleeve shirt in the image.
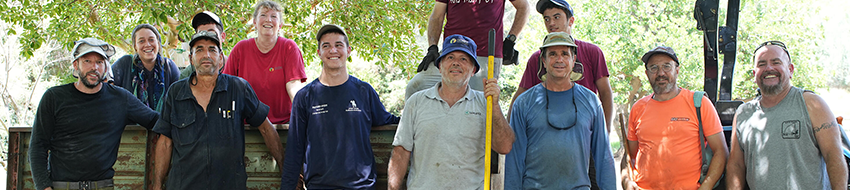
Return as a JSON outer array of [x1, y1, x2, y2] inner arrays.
[[281, 76, 400, 190], [29, 83, 158, 190]]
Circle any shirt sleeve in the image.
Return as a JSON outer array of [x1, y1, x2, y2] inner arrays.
[[222, 41, 242, 76], [281, 39, 308, 83], [111, 55, 132, 88], [518, 51, 541, 89], [362, 83, 400, 125], [152, 90, 174, 138], [281, 90, 308, 189], [627, 100, 643, 141], [392, 95, 417, 151], [179, 65, 193, 80], [504, 99, 528, 189], [700, 95, 724, 137], [29, 89, 56, 190], [125, 89, 159, 129], [590, 97, 617, 190], [237, 78, 270, 127], [587, 44, 610, 80], [165, 58, 180, 87]]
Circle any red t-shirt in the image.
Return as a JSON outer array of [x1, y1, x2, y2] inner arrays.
[[627, 89, 724, 189], [438, 0, 509, 58], [223, 37, 307, 124], [518, 39, 609, 92]]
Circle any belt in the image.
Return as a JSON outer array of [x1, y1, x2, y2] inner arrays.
[[52, 179, 114, 190]]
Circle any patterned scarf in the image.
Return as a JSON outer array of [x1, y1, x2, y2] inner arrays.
[[130, 55, 166, 111]]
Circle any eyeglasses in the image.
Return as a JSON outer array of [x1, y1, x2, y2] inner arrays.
[[545, 86, 578, 130], [753, 40, 791, 62], [646, 63, 675, 74]]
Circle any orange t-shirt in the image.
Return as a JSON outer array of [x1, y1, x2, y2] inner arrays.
[[627, 89, 723, 189]]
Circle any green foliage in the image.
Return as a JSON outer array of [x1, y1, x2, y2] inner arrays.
[[564, 0, 827, 109], [0, 0, 431, 72]]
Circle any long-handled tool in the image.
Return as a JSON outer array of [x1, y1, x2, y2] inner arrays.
[[484, 28, 495, 190]]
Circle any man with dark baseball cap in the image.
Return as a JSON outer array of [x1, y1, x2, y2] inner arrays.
[[623, 45, 728, 189], [153, 30, 284, 190], [30, 38, 159, 190]]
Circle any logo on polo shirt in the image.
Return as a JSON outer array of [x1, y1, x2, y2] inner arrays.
[[466, 111, 482, 116], [346, 100, 361, 112], [670, 117, 690, 121]]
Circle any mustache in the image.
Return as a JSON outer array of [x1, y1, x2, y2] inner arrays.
[[84, 70, 102, 78], [759, 70, 781, 78], [654, 75, 669, 82], [197, 57, 216, 64]]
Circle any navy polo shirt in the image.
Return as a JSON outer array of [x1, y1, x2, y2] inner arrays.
[[153, 73, 269, 190]]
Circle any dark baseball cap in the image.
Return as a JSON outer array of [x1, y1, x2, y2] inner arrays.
[[641, 46, 680, 66], [189, 30, 221, 48], [192, 11, 223, 30], [536, 0, 574, 15]]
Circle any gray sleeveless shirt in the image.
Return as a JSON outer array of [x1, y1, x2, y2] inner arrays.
[[735, 86, 830, 189]]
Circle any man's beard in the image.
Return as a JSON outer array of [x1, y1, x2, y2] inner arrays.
[[758, 70, 787, 96], [650, 76, 676, 94], [79, 70, 102, 89]]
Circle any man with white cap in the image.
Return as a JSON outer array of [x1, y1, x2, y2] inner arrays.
[[505, 32, 615, 189], [152, 30, 284, 190], [387, 34, 515, 190], [29, 38, 160, 190], [180, 10, 227, 79]]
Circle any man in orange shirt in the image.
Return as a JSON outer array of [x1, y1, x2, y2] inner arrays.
[[622, 46, 729, 189]]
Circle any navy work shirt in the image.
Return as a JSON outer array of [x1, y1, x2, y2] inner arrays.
[[153, 73, 270, 190]]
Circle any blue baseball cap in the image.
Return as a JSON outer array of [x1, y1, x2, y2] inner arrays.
[[536, 0, 574, 16], [435, 34, 480, 73]]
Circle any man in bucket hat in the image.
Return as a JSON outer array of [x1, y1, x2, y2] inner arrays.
[[29, 38, 160, 190], [505, 32, 615, 189], [152, 30, 284, 190], [623, 46, 728, 189], [388, 34, 514, 190]]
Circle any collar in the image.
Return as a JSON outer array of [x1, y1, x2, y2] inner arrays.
[[424, 82, 474, 102], [174, 73, 229, 101]]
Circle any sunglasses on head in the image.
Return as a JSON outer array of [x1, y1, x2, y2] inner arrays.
[[753, 40, 791, 62]]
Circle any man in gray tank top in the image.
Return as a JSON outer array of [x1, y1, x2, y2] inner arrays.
[[726, 41, 847, 189]]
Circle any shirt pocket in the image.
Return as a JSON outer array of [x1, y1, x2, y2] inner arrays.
[[170, 110, 198, 146]]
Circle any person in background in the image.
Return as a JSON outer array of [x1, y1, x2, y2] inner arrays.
[[223, 0, 307, 124], [111, 24, 180, 111], [180, 11, 227, 79]]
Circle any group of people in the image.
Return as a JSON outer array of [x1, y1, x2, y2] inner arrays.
[[27, 0, 847, 190]]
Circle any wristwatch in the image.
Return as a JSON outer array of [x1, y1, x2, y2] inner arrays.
[[506, 34, 517, 42]]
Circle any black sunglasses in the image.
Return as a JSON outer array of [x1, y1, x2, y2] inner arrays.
[[753, 40, 791, 62], [545, 86, 578, 130]]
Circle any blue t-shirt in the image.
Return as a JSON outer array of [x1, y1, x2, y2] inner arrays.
[[152, 73, 270, 190], [505, 83, 616, 190], [281, 75, 400, 190]]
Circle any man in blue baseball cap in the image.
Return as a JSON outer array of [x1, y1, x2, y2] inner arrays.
[[388, 34, 515, 190]]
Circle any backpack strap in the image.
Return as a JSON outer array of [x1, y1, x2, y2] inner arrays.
[[693, 91, 708, 182]]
